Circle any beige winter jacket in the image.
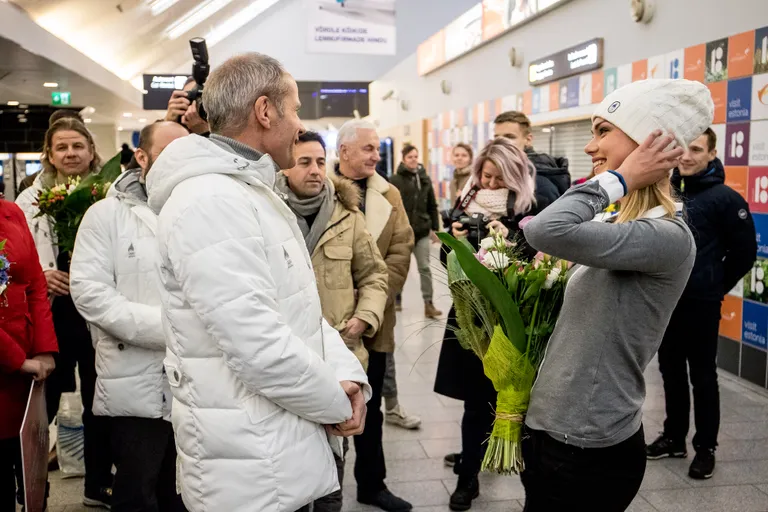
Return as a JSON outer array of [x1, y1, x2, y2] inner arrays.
[[311, 176, 389, 370]]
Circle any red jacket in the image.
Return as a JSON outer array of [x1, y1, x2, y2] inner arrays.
[[0, 199, 58, 440]]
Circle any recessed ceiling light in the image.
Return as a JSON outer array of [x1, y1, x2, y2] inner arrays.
[[139, 118, 147, 123], [123, 112, 133, 118], [43, 82, 59, 88], [19, 118, 28, 123], [84, 118, 92, 124], [118, 126, 124, 131], [19, 105, 28, 109], [7, 101, 19, 106]]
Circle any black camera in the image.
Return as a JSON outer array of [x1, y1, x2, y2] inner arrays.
[[458, 213, 490, 245], [185, 37, 210, 121]]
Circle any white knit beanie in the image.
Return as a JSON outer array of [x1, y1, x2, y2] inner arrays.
[[592, 79, 715, 149]]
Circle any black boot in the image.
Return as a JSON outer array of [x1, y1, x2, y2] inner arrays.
[[358, 488, 413, 511], [450, 475, 479, 511]]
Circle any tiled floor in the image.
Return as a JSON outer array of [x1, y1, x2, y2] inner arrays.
[[43, 250, 768, 512]]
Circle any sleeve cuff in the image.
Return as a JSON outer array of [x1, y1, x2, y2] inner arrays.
[[591, 172, 626, 204]]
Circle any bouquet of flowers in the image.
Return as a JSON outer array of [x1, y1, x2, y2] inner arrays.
[[438, 229, 568, 475], [0, 239, 9, 306], [34, 153, 122, 256]]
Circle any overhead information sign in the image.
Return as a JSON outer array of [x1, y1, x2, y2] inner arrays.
[[307, 0, 396, 56], [142, 74, 189, 110], [528, 38, 604, 86]]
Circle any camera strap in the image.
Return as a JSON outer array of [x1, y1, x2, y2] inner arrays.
[[458, 186, 480, 211]]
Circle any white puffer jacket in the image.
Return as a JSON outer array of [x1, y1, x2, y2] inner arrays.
[[69, 169, 171, 420], [15, 173, 59, 271], [146, 135, 371, 512]]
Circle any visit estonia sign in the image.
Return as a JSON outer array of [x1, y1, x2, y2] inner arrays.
[[529, 38, 604, 86]]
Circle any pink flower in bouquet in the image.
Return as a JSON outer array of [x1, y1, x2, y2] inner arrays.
[[518, 216, 535, 230]]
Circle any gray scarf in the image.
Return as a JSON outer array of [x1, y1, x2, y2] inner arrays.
[[275, 173, 335, 254]]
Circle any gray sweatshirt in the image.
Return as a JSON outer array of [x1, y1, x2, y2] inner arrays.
[[523, 173, 695, 448]]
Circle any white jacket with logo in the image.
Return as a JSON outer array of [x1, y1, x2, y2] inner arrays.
[[69, 169, 171, 420], [145, 135, 371, 512]]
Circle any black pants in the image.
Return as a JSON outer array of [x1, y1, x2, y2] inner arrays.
[[46, 291, 113, 494], [0, 437, 22, 512], [312, 438, 348, 512], [354, 349, 387, 496], [521, 426, 646, 511], [658, 298, 721, 451], [110, 417, 185, 512], [457, 384, 497, 479]]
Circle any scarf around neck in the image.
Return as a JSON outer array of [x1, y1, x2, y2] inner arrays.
[[275, 172, 335, 254], [465, 188, 510, 219]]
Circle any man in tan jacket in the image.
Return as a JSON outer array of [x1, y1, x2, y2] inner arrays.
[[335, 120, 415, 512], [277, 130, 389, 512]]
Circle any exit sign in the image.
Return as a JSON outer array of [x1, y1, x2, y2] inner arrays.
[[51, 92, 71, 105]]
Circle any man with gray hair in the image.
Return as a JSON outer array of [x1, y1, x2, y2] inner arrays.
[[145, 53, 371, 512], [335, 120, 415, 512]]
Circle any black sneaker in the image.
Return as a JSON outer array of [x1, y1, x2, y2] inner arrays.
[[646, 435, 687, 460], [689, 449, 716, 480], [450, 476, 480, 511], [83, 487, 112, 509], [444, 452, 461, 468], [358, 489, 413, 511]]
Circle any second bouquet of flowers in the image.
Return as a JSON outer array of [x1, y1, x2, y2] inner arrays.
[[438, 229, 568, 475]]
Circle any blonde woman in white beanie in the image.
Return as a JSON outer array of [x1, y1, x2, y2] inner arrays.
[[521, 79, 714, 511]]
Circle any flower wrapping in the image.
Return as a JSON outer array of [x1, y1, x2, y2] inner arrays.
[[439, 230, 567, 475]]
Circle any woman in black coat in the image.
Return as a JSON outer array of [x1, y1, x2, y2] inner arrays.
[[435, 137, 545, 511]]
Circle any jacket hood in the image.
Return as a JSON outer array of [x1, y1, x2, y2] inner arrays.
[[146, 134, 278, 214], [672, 157, 725, 191], [526, 148, 571, 195], [330, 175, 361, 212], [109, 168, 147, 203]]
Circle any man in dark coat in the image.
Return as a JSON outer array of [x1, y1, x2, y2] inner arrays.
[[647, 128, 757, 480], [389, 144, 442, 320], [493, 110, 571, 210]]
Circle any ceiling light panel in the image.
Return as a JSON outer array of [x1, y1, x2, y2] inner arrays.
[[149, 0, 182, 16], [166, 0, 235, 40], [206, 0, 282, 46]]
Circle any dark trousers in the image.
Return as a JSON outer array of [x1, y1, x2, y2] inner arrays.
[[111, 417, 185, 512], [0, 437, 22, 512], [312, 438, 348, 512], [46, 292, 113, 494], [658, 298, 721, 451], [521, 426, 647, 512], [457, 385, 497, 478], [354, 349, 387, 495]]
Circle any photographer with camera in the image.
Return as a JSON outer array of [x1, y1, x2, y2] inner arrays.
[[164, 38, 211, 136], [434, 136, 543, 511]]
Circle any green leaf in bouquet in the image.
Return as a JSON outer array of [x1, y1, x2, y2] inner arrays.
[[437, 232, 526, 354], [505, 268, 519, 295], [98, 151, 124, 184], [63, 151, 122, 209]]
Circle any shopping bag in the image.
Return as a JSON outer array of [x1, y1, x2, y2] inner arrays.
[[56, 392, 85, 478]]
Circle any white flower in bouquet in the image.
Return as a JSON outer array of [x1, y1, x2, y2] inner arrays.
[[480, 237, 496, 251], [483, 251, 510, 270], [543, 266, 562, 289]]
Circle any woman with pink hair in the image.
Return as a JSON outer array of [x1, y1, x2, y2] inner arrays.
[[434, 136, 545, 511]]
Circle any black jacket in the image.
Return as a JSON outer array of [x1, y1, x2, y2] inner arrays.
[[526, 148, 571, 204], [671, 158, 757, 302], [390, 163, 440, 240]]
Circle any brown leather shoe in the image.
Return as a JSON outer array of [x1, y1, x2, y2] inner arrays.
[[425, 302, 443, 318]]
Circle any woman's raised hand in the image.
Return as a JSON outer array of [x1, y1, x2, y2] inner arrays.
[[616, 131, 684, 193]]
